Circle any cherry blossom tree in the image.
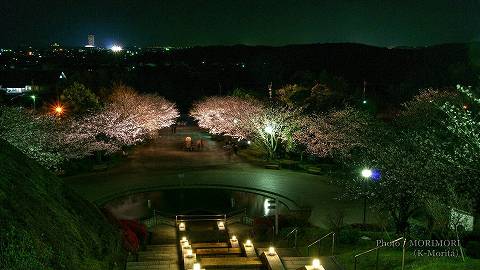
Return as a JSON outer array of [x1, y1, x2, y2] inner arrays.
[[293, 107, 372, 158], [0, 107, 64, 170], [0, 85, 179, 171], [72, 85, 179, 147], [190, 96, 264, 139], [190, 96, 302, 159]]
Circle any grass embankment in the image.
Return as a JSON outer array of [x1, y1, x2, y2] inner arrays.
[[0, 140, 125, 270], [284, 227, 480, 270]]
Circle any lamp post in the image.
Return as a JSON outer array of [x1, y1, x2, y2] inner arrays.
[[30, 95, 36, 111], [264, 124, 275, 159], [361, 169, 372, 228]]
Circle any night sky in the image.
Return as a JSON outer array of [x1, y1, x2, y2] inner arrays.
[[1, 0, 479, 48]]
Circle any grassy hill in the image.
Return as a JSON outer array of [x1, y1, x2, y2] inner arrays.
[[0, 140, 125, 270]]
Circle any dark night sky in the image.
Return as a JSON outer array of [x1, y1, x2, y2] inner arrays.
[[1, 0, 479, 48]]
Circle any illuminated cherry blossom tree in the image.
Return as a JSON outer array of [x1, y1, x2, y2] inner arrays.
[[0, 107, 65, 170], [190, 96, 302, 159], [190, 96, 264, 139], [84, 85, 179, 146], [0, 85, 179, 171], [293, 107, 371, 158]]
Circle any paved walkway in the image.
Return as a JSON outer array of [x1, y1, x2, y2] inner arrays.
[[64, 126, 365, 227]]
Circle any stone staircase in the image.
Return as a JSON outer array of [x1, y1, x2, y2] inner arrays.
[[281, 256, 342, 270], [127, 244, 179, 270], [281, 257, 313, 270]]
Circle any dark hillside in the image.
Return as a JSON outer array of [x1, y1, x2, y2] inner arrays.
[[0, 140, 125, 269]]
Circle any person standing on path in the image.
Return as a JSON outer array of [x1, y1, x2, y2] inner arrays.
[[171, 122, 177, 134]]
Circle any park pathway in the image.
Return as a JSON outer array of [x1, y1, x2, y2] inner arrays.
[[65, 126, 365, 227]]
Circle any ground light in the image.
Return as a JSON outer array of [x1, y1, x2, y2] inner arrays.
[[186, 249, 194, 258], [245, 239, 252, 247], [231, 235, 237, 241], [193, 263, 201, 270], [268, 246, 276, 256], [312, 258, 322, 269], [179, 222, 186, 231]]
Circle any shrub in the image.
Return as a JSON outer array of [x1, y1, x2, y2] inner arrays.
[[465, 241, 480, 259], [337, 228, 361, 244], [120, 220, 147, 243]]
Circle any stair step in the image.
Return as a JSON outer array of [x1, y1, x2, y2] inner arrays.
[[129, 261, 177, 266], [127, 264, 179, 270], [145, 246, 178, 252], [281, 257, 312, 270]]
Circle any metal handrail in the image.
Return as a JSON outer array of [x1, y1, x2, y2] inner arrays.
[[354, 237, 406, 270], [283, 227, 299, 248], [175, 214, 227, 223], [307, 231, 335, 256], [226, 208, 247, 217]]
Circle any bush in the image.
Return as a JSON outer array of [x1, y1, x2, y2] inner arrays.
[[465, 241, 480, 259], [120, 220, 147, 243], [337, 227, 361, 244], [122, 229, 139, 253]]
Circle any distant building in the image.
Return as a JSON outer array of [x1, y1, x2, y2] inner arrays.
[[85, 34, 95, 48], [0, 85, 32, 94]]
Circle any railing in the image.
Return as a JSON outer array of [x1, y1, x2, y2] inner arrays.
[[175, 214, 227, 223], [226, 208, 247, 224], [140, 209, 173, 228], [306, 231, 335, 256], [353, 237, 406, 270], [283, 227, 299, 248]]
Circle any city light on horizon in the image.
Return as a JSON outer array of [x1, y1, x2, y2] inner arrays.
[[110, 45, 123, 52]]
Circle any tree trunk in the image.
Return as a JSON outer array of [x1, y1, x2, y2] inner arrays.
[[393, 199, 412, 234]]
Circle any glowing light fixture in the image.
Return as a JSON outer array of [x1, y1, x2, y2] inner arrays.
[[179, 222, 186, 231], [193, 263, 201, 270], [181, 236, 187, 243], [264, 124, 274, 135], [186, 249, 194, 258], [52, 103, 65, 116], [247, 140, 251, 145], [231, 235, 237, 241], [245, 239, 252, 247], [312, 259, 321, 269], [268, 246, 276, 256], [361, 169, 372, 178]]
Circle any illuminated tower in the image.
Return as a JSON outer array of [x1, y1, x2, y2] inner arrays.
[[86, 34, 95, 47]]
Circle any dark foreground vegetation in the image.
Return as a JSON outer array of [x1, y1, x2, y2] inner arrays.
[[0, 140, 125, 269]]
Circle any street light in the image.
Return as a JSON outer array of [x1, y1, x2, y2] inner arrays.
[[30, 95, 36, 111], [51, 102, 65, 116], [264, 124, 274, 135], [361, 169, 373, 228], [55, 105, 64, 115], [361, 169, 372, 178]]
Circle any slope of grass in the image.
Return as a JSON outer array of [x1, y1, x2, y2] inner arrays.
[[0, 140, 125, 270]]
